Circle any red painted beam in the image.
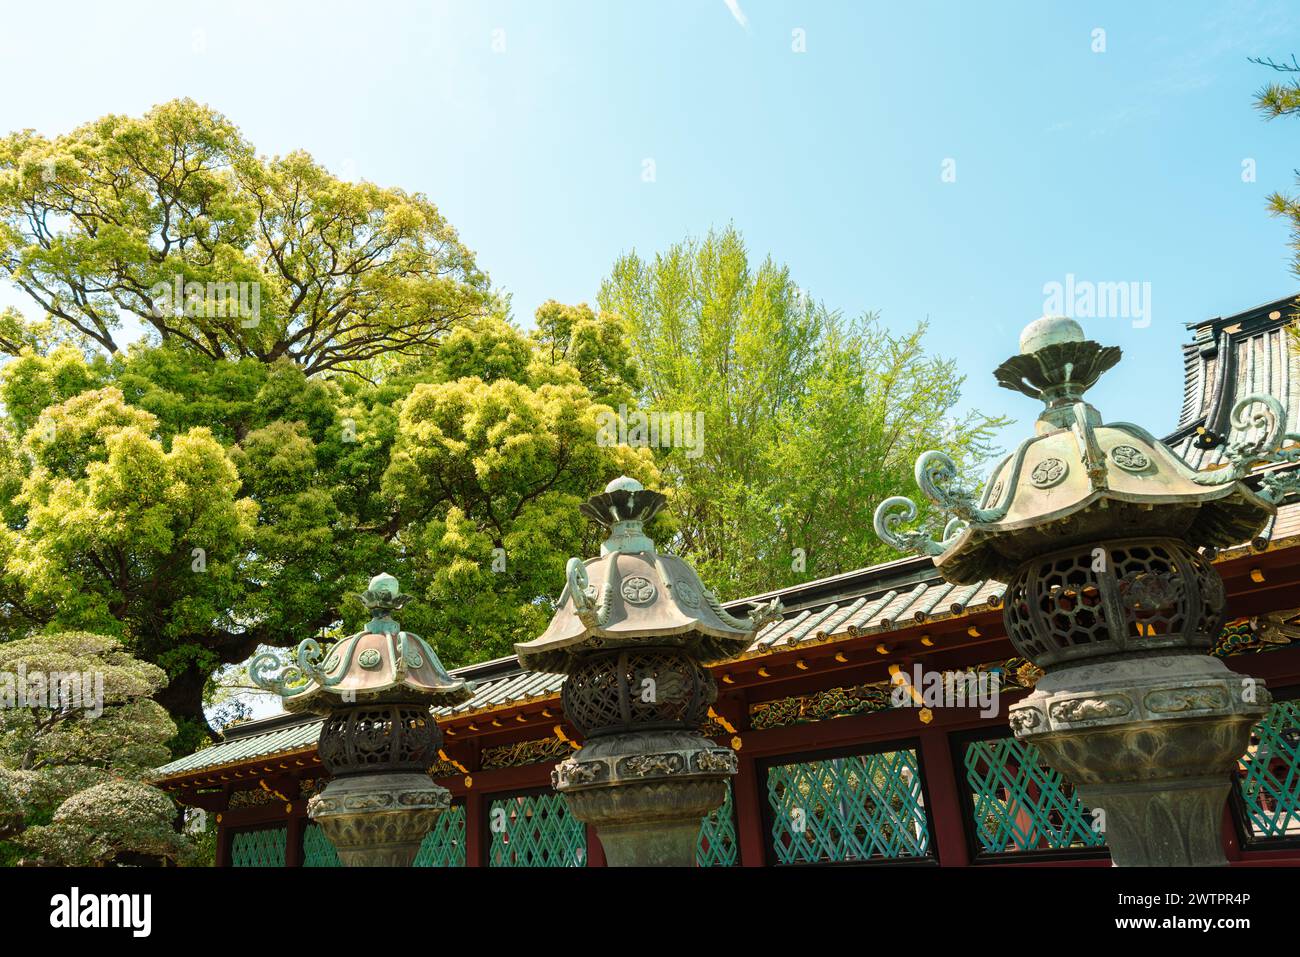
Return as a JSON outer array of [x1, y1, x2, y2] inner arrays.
[[464, 790, 485, 867], [918, 727, 970, 866], [733, 751, 766, 867]]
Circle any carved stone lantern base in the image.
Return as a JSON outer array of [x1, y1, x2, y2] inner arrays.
[[553, 729, 735, 867], [1009, 654, 1269, 866], [307, 772, 451, 867]]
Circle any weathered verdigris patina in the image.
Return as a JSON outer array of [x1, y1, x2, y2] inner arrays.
[[517, 477, 782, 866], [875, 316, 1293, 866], [250, 574, 471, 866]]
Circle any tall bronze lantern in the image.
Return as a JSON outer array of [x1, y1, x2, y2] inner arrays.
[[516, 477, 782, 866], [251, 573, 472, 866], [875, 316, 1298, 865]]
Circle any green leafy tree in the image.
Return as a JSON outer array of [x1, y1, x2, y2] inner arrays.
[[20, 780, 192, 867], [1, 380, 258, 741], [0, 631, 191, 865], [0, 98, 489, 373], [0, 342, 416, 748], [532, 300, 641, 407], [381, 315, 658, 664], [0, 315, 658, 741], [0, 307, 49, 356], [599, 224, 1007, 598], [0, 100, 492, 748]]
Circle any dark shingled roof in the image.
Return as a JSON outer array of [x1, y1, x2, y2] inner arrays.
[[1165, 294, 1300, 469]]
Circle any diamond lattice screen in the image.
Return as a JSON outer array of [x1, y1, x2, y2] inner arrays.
[[488, 792, 587, 867], [302, 823, 340, 867], [413, 804, 467, 866], [963, 736, 1105, 855], [766, 750, 930, 864], [1237, 698, 1300, 842], [230, 826, 287, 867], [697, 780, 738, 866]]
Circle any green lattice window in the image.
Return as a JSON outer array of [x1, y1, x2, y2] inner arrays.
[[963, 736, 1104, 855], [697, 781, 738, 866], [302, 823, 340, 867], [230, 827, 287, 867], [489, 792, 587, 867], [1236, 698, 1300, 843], [414, 805, 467, 866], [767, 749, 930, 864]]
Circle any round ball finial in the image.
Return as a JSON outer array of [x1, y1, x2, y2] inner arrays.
[[605, 476, 644, 494], [1020, 316, 1084, 355], [368, 572, 400, 598]]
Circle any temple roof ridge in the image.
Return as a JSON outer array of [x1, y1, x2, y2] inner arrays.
[[1165, 293, 1300, 461]]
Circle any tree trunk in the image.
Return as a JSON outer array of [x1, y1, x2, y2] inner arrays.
[[153, 666, 217, 751]]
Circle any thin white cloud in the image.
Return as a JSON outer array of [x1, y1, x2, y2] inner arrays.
[[723, 0, 748, 29]]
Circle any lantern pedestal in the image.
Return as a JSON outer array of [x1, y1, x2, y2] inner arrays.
[[554, 729, 734, 867], [1010, 653, 1268, 866], [308, 772, 451, 867]]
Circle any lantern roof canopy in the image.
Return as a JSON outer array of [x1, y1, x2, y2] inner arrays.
[[876, 317, 1292, 584], [250, 573, 472, 714], [515, 477, 782, 674]]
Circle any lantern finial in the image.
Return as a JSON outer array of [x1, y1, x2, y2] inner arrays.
[[1019, 314, 1084, 354]]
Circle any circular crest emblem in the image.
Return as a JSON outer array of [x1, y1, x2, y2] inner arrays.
[[1030, 457, 1068, 488], [621, 576, 657, 605], [1110, 444, 1150, 472], [358, 648, 383, 670], [675, 581, 700, 608]]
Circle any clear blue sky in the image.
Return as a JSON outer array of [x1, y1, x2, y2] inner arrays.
[[2, 0, 1298, 452]]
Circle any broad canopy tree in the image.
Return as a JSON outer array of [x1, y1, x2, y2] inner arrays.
[[0, 98, 488, 372], [5, 382, 258, 729], [0, 330, 654, 747], [0, 312, 657, 748], [0, 102, 1005, 763], [381, 342, 657, 664]]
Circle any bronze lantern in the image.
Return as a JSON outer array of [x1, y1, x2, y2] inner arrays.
[[875, 316, 1297, 865]]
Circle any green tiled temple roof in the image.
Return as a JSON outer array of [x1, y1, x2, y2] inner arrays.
[[155, 712, 324, 777]]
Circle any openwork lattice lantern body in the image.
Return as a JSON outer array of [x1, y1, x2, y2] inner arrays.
[[516, 477, 782, 866], [252, 574, 471, 866], [875, 316, 1295, 866]]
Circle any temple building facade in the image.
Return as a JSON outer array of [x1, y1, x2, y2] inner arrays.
[[154, 295, 1300, 867]]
